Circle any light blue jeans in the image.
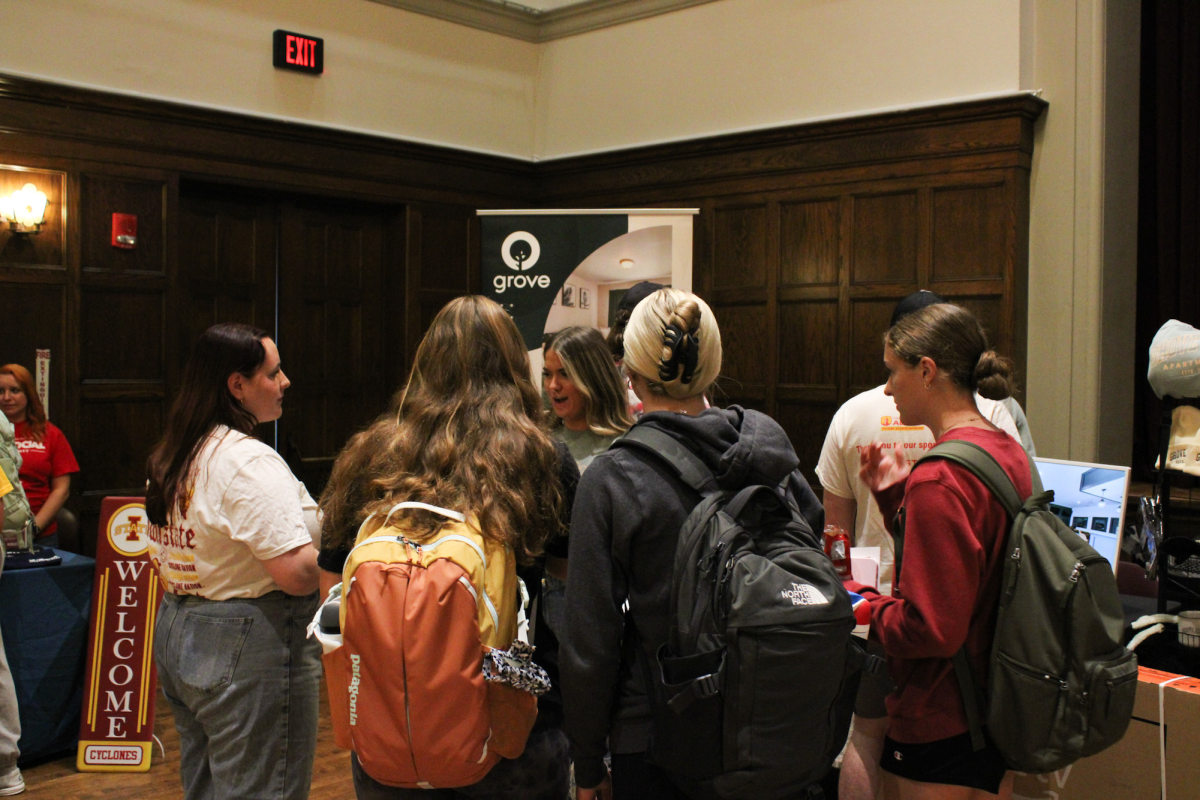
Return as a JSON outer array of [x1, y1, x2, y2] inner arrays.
[[155, 591, 321, 800]]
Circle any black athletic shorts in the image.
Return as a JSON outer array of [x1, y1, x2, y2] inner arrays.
[[880, 732, 1009, 794]]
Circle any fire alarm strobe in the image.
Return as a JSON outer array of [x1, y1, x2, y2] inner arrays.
[[111, 213, 137, 249], [273, 30, 324, 75]]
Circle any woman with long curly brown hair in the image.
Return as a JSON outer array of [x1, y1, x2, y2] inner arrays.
[[318, 295, 577, 800]]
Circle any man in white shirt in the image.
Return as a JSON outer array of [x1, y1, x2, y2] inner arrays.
[[816, 291, 1024, 800]]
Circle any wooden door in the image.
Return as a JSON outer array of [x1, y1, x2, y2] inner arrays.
[[277, 200, 392, 495]]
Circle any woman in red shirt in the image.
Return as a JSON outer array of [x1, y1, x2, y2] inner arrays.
[[0, 364, 78, 549], [848, 304, 1031, 800]]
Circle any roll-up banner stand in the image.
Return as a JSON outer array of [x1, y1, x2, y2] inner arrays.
[[478, 209, 698, 381], [77, 498, 164, 772]]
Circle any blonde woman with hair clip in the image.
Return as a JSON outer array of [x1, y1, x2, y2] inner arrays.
[[561, 288, 826, 800]]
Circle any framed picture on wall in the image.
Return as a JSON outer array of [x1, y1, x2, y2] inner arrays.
[[1091, 517, 1109, 532], [562, 284, 575, 307], [579, 287, 591, 310]]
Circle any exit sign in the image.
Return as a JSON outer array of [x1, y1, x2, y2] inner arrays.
[[273, 30, 323, 75]]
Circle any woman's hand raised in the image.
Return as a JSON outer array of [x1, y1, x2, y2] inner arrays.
[[858, 442, 911, 495]]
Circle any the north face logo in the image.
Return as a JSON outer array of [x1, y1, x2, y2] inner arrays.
[[781, 582, 828, 606]]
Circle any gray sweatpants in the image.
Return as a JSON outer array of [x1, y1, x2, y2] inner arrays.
[[0, 546, 21, 769]]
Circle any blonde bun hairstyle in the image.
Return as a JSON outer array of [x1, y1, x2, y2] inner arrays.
[[623, 288, 722, 399]]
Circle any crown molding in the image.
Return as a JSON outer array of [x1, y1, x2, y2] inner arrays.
[[367, 0, 719, 42]]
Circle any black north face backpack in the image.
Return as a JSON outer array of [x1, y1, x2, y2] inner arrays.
[[615, 427, 869, 800]]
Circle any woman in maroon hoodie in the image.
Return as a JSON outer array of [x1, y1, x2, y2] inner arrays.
[[848, 303, 1031, 800]]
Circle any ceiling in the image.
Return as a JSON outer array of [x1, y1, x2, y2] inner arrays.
[[571, 226, 673, 284], [367, 0, 719, 42]]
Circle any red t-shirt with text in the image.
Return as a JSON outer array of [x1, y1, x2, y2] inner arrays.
[[14, 420, 79, 538]]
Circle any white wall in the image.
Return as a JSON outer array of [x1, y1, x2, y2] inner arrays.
[[1022, 0, 1140, 464], [0, 0, 538, 158], [534, 0, 1023, 158]]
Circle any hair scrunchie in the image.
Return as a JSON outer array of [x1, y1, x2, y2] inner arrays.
[[659, 324, 700, 385]]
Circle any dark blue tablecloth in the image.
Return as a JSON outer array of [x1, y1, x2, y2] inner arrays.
[[0, 549, 94, 764]]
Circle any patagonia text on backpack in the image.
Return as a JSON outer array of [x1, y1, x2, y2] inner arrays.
[[614, 426, 872, 800], [910, 440, 1137, 773], [312, 502, 547, 789]]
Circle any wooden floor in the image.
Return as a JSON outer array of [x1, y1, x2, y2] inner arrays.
[[22, 683, 356, 799]]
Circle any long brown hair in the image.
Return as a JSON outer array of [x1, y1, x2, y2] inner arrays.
[[544, 326, 634, 436], [321, 296, 563, 564], [0, 364, 47, 442], [145, 323, 268, 526]]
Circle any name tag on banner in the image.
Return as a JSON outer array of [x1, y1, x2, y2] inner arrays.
[[77, 498, 164, 772]]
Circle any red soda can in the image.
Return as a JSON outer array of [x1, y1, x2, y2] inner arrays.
[[823, 524, 852, 579]]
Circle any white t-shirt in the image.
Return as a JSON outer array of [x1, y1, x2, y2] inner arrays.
[[149, 426, 319, 600], [814, 386, 1021, 595]]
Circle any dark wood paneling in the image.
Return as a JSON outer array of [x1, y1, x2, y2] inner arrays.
[[851, 191, 918, 284], [0, 168, 65, 268], [80, 289, 163, 380], [278, 201, 394, 495], [713, 205, 767, 289], [931, 183, 1007, 282], [713, 303, 770, 386], [775, 401, 839, 484], [778, 301, 838, 386], [849, 299, 895, 391], [780, 200, 839, 286], [0, 73, 1043, 551], [178, 194, 277, 360], [0, 281, 67, 418], [78, 399, 163, 497], [81, 175, 165, 273]]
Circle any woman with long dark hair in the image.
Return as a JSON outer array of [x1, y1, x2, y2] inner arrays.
[[849, 303, 1029, 800], [146, 322, 320, 800], [318, 295, 574, 800]]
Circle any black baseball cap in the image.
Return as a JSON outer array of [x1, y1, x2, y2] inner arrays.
[[890, 290, 945, 327], [618, 281, 665, 313]]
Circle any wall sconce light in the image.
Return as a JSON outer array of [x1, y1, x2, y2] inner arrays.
[[619, 258, 634, 270], [0, 183, 48, 234]]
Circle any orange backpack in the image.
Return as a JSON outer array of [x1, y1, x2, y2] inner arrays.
[[319, 502, 538, 789]]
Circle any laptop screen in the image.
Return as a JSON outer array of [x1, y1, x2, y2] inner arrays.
[[1033, 457, 1131, 574]]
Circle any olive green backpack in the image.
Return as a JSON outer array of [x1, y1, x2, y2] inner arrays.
[[895, 439, 1137, 774], [0, 414, 34, 552]]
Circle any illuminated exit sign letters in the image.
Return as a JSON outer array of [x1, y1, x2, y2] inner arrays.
[[273, 30, 324, 75]]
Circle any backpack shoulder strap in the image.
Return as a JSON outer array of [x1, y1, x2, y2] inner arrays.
[[613, 426, 719, 495], [922, 439, 1025, 518]]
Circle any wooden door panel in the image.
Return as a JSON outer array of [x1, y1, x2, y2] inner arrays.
[[80, 289, 163, 380], [931, 183, 1007, 282], [775, 400, 839, 485], [713, 205, 768, 289], [777, 300, 838, 387], [178, 195, 277, 364], [780, 200, 839, 286], [848, 298, 894, 394], [0, 282, 67, 415], [278, 203, 389, 495], [850, 191, 918, 284]]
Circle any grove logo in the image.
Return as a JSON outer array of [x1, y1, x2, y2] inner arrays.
[[501, 231, 540, 271], [107, 503, 151, 557], [494, 230, 552, 293]]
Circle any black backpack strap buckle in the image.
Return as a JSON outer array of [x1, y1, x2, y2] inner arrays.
[[667, 669, 723, 714]]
